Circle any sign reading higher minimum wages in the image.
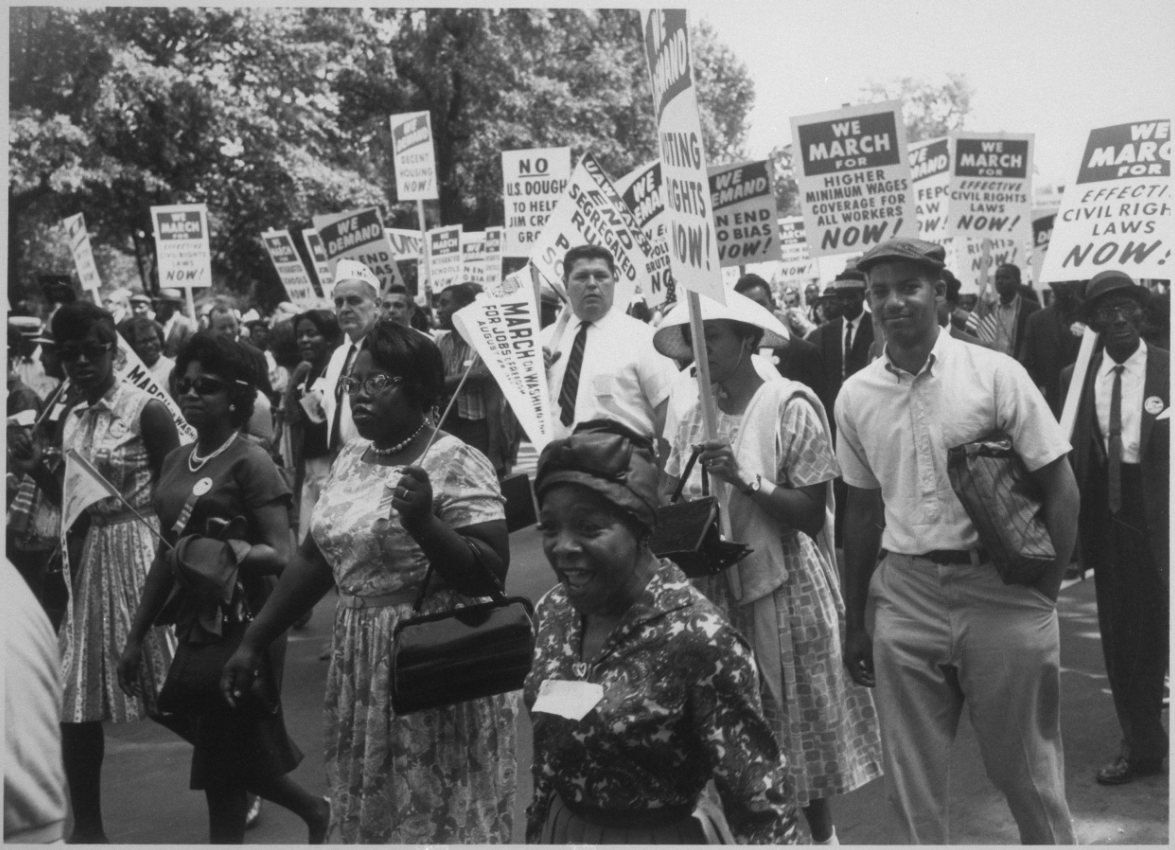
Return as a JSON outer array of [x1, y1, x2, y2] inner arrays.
[[791, 100, 917, 258], [151, 204, 213, 288]]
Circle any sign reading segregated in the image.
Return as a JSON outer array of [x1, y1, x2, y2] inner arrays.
[[313, 207, 406, 292], [62, 213, 102, 293], [261, 229, 321, 306], [791, 100, 916, 258], [502, 147, 572, 258], [1039, 119, 1171, 283], [708, 159, 781, 266], [301, 228, 334, 300], [389, 111, 438, 201], [151, 204, 213, 289], [616, 160, 676, 307], [908, 136, 951, 243]]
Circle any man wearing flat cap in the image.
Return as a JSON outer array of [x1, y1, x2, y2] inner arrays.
[[1061, 270, 1168, 787], [837, 237, 1079, 843]]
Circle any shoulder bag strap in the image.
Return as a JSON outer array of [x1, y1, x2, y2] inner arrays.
[[669, 446, 708, 504], [410, 537, 506, 615]]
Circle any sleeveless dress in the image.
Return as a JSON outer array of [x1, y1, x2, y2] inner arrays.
[[59, 382, 175, 723]]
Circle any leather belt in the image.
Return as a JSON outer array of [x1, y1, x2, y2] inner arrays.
[[336, 590, 418, 610], [917, 549, 987, 566]]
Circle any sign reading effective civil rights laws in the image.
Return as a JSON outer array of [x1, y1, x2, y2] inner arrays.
[[151, 204, 213, 289], [708, 159, 781, 267], [313, 207, 406, 292], [62, 214, 102, 293], [947, 132, 1034, 255], [502, 147, 572, 258], [261, 229, 321, 306], [389, 111, 438, 201]]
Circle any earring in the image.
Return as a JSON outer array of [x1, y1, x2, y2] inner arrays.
[[229, 404, 236, 411]]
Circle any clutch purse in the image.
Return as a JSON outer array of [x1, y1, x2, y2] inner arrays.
[[390, 540, 535, 715], [158, 620, 278, 719], [947, 432, 1056, 586], [651, 447, 752, 578]]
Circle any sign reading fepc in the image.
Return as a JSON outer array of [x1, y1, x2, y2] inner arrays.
[[389, 111, 438, 201], [908, 137, 951, 243]]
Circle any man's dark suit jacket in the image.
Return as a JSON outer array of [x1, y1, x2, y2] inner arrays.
[[806, 314, 875, 407], [1019, 306, 1081, 414], [1061, 346, 1169, 578], [764, 335, 832, 420], [1007, 297, 1040, 361]]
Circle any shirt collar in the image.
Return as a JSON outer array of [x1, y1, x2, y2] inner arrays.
[[882, 325, 952, 380], [574, 306, 618, 333], [1099, 339, 1147, 379], [998, 294, 1021, 312], [74, 380, 124, 416]]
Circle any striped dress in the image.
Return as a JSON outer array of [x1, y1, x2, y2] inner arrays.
[[59, 382, 175, 723]]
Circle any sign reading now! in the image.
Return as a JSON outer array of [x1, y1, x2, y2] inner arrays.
[[151, 204, 213, 288]]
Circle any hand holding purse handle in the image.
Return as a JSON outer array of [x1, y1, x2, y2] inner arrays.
[[668, 446, 709, 505], [411, 536, 507, 614]]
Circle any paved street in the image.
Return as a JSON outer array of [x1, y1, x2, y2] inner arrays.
[[92, 523, 1167, 844]]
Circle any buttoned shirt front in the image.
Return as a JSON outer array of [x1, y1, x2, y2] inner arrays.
[[835, 328, 1070, 554], [993, 295, 1020, 356], [1095, 340, 1146, 463], [542, 308, 678, 441]]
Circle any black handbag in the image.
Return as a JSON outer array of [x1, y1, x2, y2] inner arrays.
[[390, 540, 536, 716], [158, 619, 279, 719], [650, 447, 752, 578], [947, 432, 1056, 586]]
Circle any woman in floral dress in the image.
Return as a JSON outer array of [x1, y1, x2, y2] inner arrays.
[[223, 320, 517, 843], [655, 292, 883, 845]]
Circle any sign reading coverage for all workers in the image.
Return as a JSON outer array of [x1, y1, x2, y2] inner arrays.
[[427, 225, 464, 292], [791, 100, 916, 259], [1040, 119, 1172, 283], [261, 229, 320, 306], [530, 153, 656, 308], [644, 9, 724, 304], [708, 160, 782, 266], [909, 136, 951, 243], [777, 216, 817, 282], [62, 213, 102, 293], [389, 111, 438, 201], [452, 290, 554, 450], [616, 160, 676, 307], [151, 204, 213, 289], [502, 147, 572, 258], [947, 132, 1034, 258], [301, 228, 335, 299], [313, 207, 406, 292]]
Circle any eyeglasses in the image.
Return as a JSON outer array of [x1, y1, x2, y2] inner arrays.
[[339, 373, 403, 396], [175, 375, 249, 395], [1094, 302, 1142, 323], [58, 342, 113, 362]]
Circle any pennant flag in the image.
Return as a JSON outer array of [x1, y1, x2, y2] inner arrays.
[[61, 448, 120, 533]]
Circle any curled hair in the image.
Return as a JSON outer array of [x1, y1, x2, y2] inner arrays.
[[123, 314, 165, 347], [563, 244, 616, 278], [733, 273, 772, 304], [361, 319, 444, 411], [51, 301, 118, 345], [293, 309, 342, 349], [174, 333, 257, 428]]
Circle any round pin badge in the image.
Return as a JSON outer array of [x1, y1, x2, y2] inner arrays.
[[193, 477, 213, 496], [1145, 396, 1164, 416], [109, 420, 128, 438]]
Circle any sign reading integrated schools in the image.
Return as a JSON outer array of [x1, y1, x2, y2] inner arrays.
[[909, 136, 951, 243], [389, 111, 439, 201], [502, 147, 571, 258], [791, 100, 916, 258], [261, 229, 321, 306], [643, 9, 724, 304], [62, 213, 102, 293], [313, 206, 406, 292], [151, 204, 213, 289], [1040, 119, 1171, 283], [947, 132, 1033, 252], [708, 160, 782, 266], [617, 160, 675, 308], [427, 225, 464, 292]]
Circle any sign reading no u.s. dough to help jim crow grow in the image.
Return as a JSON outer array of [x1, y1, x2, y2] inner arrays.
[[502, 147, 572, 258], [790, 100, 917, 259]]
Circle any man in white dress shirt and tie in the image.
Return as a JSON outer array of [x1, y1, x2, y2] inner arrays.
[[321, 259, 382, 457]]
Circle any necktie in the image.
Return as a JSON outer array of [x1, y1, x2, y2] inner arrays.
[[558, 321, 590, 427], [1108, 364, 1124, 514], [330, 343, 357, 451], [843, 319, 853, 378]]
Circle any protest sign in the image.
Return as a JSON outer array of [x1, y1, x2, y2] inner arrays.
[[1040, 119, 1171, 283], [301, 228, 335, 300], [643, 9, 724, 304], [947, 132, 1033, 259], [1031, 210, 1056, 284], [909, 136, 952, 243], [385, 228, 423, 260], [481, 227, 504, 286], [114, 334, 196, 444], [777, 216, 817, 283], [616, 160, 676, 307], [947, 236, 1024, 295], [708, 160, 781, 266], [461, 231, 487, 285], [261, 229, 321, 306], [502, 147, 572, 257], [62, 214, 102, 293], [452, 290, 554, 450], [530, 153, 657, 308], [791, 100, 916, 258], [427, 225, 464, 292], [389, 111, 438, 201], [313, 207, 406, 293], [151, 204, 213, 289]]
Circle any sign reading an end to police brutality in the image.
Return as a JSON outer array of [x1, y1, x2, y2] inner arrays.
[[151, 204, 213, 288], [389, 111, 438, 201], [62, 214, 102, 293], [616, 160, 676, 308], [1040, 119, 1171, 283], [909, 137, 951, 243], [261, 229, 320, 306], [708, 160, 781, 266], [313, 207, 406, 292], [502, 147, 572, 258], [791, 100, 916, 258], [947, 133, 1033, 255], [643, 9, 725, 304]]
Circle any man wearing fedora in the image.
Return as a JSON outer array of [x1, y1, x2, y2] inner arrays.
[[155, 288, 194, 358], [1061, 270, 1168, 786], [806, 265, 874, 420]]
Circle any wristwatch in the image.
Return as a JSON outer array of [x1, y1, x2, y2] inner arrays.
[[740, 474, 762, 496]]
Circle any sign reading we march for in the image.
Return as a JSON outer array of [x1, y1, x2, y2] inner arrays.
[[151, 204, 213, 288], [791, 100, 917, 258], [389, 111, 439, 201], [947, 132, 1034, 254]]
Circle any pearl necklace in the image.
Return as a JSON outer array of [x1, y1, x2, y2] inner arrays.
[[188, 432, 238, 473], [370, 421, 427, 456]]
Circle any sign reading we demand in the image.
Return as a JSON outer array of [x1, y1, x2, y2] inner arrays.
[[791, 101, 917, 258]]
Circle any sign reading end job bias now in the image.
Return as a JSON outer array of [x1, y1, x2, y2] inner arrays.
[[791, 100, 917, 259], [708, 160, 781, 267]]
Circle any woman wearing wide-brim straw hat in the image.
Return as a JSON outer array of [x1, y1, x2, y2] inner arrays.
[[655, 290, 883, 846]]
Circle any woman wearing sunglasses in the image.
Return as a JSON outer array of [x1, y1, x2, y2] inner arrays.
[[8, 301, 180, 843], [117, 333, 328, 843], [221, 319, 518, 843]]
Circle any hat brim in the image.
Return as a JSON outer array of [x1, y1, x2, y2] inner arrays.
[[652, 290, 790, 361], [1079, 283, 1149, 320]]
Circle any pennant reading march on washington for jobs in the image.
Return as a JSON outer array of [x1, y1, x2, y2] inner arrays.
[[1039, 118, 1171, 283], [947, 132, 1034, 253], [261, 229, 322, 307], [708, 159, 782, 267], [791, 100, 917, 259], [151, 204, 213, 289], [502, 147, 572, 258], [63, 213, 102, 293], [909, 136, 951, 243], [389, 111, 439, 201], [643, 9, 724, 304], [313, 207, 407, 292], [616, 160, 675, 308], [302, 228, 334, 299]]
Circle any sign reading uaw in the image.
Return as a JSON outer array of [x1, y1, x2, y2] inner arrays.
[[791, 101, 917, 258], [389, 111, 439, 201]]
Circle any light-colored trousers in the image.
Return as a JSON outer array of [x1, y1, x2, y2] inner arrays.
[[868, 554, 1076, 844]]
